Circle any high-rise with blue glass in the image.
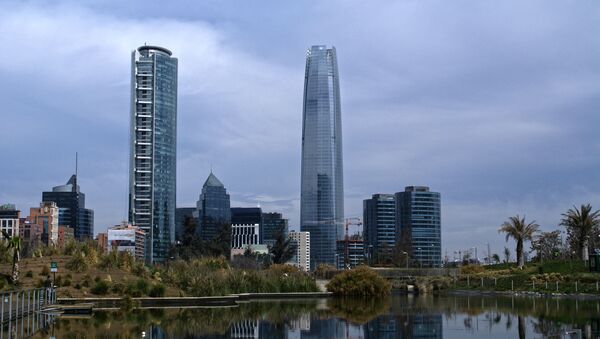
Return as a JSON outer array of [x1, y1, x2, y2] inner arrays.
[[300, 45, 344, 269], [396, 186, 442, 267], [128, 45, 178, 263]]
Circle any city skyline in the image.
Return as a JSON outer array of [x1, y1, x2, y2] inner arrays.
[[0, 1, 598, 258]]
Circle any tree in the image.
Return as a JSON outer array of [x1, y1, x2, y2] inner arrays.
[[498, 216, 539, 268], [560, 204, 600, 261], [270, 226, 296, 264], [492, 253, 500, 264], [504, 247, 510, 264], [2, 231, 22, 283], [530, 230, 563, 262]]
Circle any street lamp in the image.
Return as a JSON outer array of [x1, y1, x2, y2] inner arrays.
[[402, 251, 409, 269]]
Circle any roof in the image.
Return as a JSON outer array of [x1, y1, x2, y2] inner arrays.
[[203, 172, 224, 187]]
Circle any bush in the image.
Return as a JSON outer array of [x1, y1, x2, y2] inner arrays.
[[112, 282, 125, 294], [460, 265, 485, 275], [40, 265, 50, 276], [91, 280, 110, 295], [315, 264, 337, 279], [135, 279, 149, 295], [25, 270, 33, 278], [326, 266, 391, 296], [126, 283, 142, 297], [67, 252, 89, 273], [148, 283, 166, 297]]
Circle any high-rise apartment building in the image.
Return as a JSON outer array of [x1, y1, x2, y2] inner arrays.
[[288, 231, 311, 272], [128, 45, 178, 263], [363, 194, 396, 263], [300, 45, 344, 269], [195, 172, 231, 241], [42, 174, 94, 241], [396, 186, 441, 267]]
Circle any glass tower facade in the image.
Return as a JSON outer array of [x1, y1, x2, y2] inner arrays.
[[363, 194, 396, 263], [42, 174, 94, 241], [195, 172, 231, 242], [300, 45, 344, 269], [396, 186, 442, 267], [128, 45, 178, 263]]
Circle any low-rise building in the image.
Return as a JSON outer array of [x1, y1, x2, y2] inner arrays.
[[0, 204, 20, 238], [288, 231, 310, 272], [107, 222, 146, 261], [96, 232, 108, 252]]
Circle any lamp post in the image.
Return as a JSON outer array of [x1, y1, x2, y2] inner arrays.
[[402, 251, 409, 269]]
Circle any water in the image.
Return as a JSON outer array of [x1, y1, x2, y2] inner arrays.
[[30, 294, 600, 338]]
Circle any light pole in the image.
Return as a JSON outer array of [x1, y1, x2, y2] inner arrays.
[[402, 251, 409, 269]]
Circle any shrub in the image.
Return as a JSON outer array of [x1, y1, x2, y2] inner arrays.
[[25, 270, 33, 278], [126, 283, 142, 297], [91, 280, 110, 295], [148, 283, 166, 297], [460, 265, 485, 275], [40, 265, 50, 276], [67, 252, 89, 273], [112, 282, 126, 294], [315, 264, 337, 279], [135, 279, 149, 295], [326, 266, 391, 296], [82, 275, 92, 287], [62, 278, 71, 287], [74, 283, 82, 290]]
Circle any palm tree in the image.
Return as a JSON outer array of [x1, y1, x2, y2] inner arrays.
[[504, 247, 510, 264], [498, 215, 539, 269], [492, 253, 500, 264], [2, 231, 22, 283], [560, 204, 600, 261]]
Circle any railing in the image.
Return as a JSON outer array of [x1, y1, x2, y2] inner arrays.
[[0, 288, 56, 338]]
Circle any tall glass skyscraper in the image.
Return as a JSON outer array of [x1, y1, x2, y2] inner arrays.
[[396, 186, 442, 267], [128, 45, 178, 263], [300, 45, 344, 269], [363, 194, 396, 263], [195, 172, 231, 242]]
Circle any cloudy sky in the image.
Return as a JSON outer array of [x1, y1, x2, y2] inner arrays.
[[0, 0, 598, 259]]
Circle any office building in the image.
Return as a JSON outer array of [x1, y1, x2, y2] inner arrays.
[[261, 212, 288, 248], [300, 45, 344, 269], [42, 174, 94, 241], [27, 202, 59, 246], [96, 232, 108, 252], [0, 204, 20, 238], [288, 231, 310, 272], [128, 45, 178, 263], [363, 194, 396, 263], [58, 225, 74, 248], [230, 207, 261, 254], [107, 222, 147, 261], [396, 186, 442, 267], [175, 207, 196, 242], [336, 237, 366, 269], [195, 172, 231, 241]]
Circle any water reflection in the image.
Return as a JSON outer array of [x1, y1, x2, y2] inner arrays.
[[30, 294, 600, 338]]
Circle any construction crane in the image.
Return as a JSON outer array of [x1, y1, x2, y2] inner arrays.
[[344, 217, 362, 269]]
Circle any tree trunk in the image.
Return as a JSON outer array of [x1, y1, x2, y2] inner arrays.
[[517, 240, 524, 269], [12, 250, 19, 283], [582, 239, 589, 262], [518, 316, 526, 339]]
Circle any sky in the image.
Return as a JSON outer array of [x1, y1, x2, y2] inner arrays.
[[0, 0, 599, 260]]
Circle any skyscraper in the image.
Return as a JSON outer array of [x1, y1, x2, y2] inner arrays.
[[396, 186, 442, 267], [363, 194, 396, 264], [195, 172, 231, 242], [128, 45, 178, 263], [42, 174, 94, 241], [300, 45, 344, 269], [261, 212, 288, 248]]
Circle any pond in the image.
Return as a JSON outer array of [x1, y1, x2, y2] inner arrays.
[[28, 293, 600, 338]]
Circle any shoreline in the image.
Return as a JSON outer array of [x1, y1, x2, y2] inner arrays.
[[443, 289, 600, 300]]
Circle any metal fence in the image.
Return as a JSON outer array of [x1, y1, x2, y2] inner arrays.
[[0, 288, 56, 339]]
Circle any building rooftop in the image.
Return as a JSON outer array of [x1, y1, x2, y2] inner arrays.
[[203, 172, 224, 187]]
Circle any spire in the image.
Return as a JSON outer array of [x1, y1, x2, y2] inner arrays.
[[203, 172, 224, 187]]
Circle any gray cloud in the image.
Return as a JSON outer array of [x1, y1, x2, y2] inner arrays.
[[1, 0, 599, 258]]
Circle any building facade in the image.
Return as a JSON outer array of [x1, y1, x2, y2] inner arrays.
[[27, 202, 59, 246], [42, 174, 94, 241], [58, 225, 74, 248], [300, 45, 344, 269], [128, 45, 178, 263], [175, 207, 196, 242], [288, 231, 311, 272], [336, 238, 366, 269], [0, 204, 20, 238], [195, 172, 231, 242], [363, 194, 396, 263], [261, 212, 288, 248], [396, 186, 442, 267], [107, 222, 147, 261], [230, 207, 261, 253]]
